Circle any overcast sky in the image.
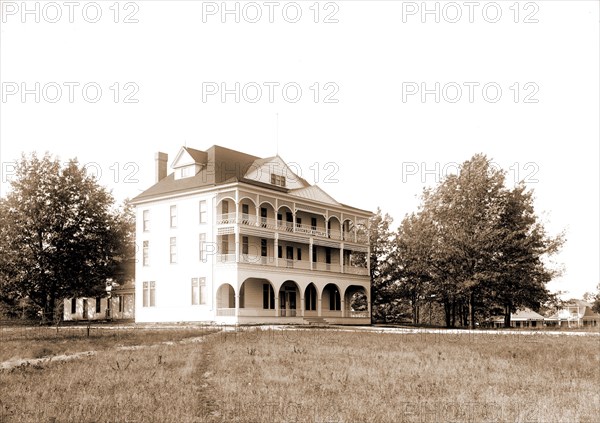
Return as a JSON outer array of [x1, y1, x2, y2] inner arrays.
[[1, 1, 598, 298]]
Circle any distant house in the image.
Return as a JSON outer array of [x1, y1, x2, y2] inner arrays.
[[63, 280, 135, 321], [545, 300, 600, 327], [490, 308, 546, 328]]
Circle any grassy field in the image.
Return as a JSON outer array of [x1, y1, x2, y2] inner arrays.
[[0, 325, 598, 422]]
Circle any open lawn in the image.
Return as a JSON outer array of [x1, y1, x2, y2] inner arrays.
[[0, 326, 598, 422]]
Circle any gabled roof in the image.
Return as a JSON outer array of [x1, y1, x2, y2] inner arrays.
[[184, 147, 208, 164], [491, 308, 546, 322]]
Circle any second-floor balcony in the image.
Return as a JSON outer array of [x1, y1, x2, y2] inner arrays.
[[216, 212, 368, 244], [215, 253, 369, 276]]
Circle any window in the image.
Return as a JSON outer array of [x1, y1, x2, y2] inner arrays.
[[311, 217, 317, 231], [192, 277, 206, 305], [118, 295, 124, 313], [242, 236, 249, 255], [71, 298, 76, 314], [286, 246, 293, 260], [222, 201, 229, 215], [95, 297, 101, 314], [312, 246, 317, 263], [325, 247, 331, 264], [199, 233, 206, 262], [329, 286, 340, 311], [297, 248, 302, 261], [263, 283, 275, 309], [296, 217, 302, 229], [170, 237, 177, 263], [199, 200, 207, 223], [270, 173, 286, 187], [170, 205, 177, 228], [143, 241, 149, 266], [143, 281, 156, 307], [278, 245, 282, 259], [261, 239, 267, 257], [143, 210, 150, 231]]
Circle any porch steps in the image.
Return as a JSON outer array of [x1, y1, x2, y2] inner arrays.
[[303, 317, 330, 325]]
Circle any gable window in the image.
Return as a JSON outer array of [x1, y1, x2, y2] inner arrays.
[[170, 237, 177, 264], [199, 233, 206, 262], [271, 173, 286, 187], [192, 277, 206, 305], [143, 210, 150, 231], [95, 297, 101, 314], [143, 241, 149, 266], [71, 298, 77, 314], [199, 200, 207, 224], [170, 205, 177, 228], [143, 281, 156, 307], [263, 283, 275, 309]]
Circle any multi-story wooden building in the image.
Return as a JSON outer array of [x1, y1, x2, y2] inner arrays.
[[131, 145, 372, 324]]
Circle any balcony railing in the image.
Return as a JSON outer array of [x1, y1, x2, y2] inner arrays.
[[216, 213, 367, 243], [279, 308, 299, 317], [215, 254, 367, 275], [216, 308, 236, 316]]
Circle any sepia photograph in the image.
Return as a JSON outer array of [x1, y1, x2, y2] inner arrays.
[[0, 1, 598, 422]]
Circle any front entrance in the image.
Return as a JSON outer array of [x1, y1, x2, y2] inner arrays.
[[280, 285, 297, 317]]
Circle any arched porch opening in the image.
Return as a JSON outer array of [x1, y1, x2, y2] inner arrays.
[[327, 216, 341, 240], [277, 205, 294, 232], [278, 280, 301, 317], [322, 283, 341, 317], [304, 283, 318, 316], [216, 283, 235, 316], [344, 285, 369, 318], [239, 278, 276, 317], [216, 198, 236, 224], [258, 201, 277, 229]]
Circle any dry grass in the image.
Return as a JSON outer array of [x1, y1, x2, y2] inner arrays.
[[0, 326, 598, 422]]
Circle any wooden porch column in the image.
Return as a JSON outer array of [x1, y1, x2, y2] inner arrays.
[[340, 243, 344, 274], [341, 298, 345, 318], [274, 234, 279, 267], [235, 192, 240, 263], [255, 205, 260, 227], [274, 293, 280, 317], [235, 294, 240, 318], [309, 239, 314, 271]]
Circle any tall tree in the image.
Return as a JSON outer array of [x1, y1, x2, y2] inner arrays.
[[394, 154, 564, 328], [356, 208, 396, 322], [0, 153, 132, 321]]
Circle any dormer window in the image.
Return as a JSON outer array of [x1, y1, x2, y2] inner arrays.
[[271, 173, 286, 187]]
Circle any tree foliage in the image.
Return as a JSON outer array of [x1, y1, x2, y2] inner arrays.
[[384, 154, 564, 328], [0, 153, 134, 321]]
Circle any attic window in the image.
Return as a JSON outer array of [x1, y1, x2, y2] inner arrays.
[[271, 173, 286, 187]]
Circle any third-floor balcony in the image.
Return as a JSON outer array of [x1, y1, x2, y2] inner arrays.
[[216, 212, 368, 244]]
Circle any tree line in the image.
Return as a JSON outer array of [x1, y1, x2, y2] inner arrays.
[[365, 154, 567, 328]]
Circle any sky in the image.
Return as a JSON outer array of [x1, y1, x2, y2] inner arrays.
[[1, 1, 598, 299]]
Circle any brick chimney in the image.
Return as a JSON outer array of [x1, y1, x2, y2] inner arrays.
[[155, 152, 168, 183]]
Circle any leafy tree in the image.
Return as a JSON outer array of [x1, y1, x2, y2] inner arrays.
[[393, 154, 564, 328], [591, 284, 600, 314], [356, 208, 397, 322], [0, 153, 133, 321]]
